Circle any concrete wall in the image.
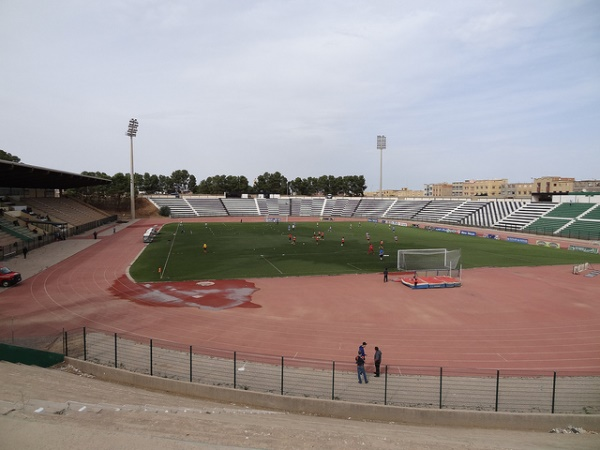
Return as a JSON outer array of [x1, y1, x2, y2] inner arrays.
[[65, 357, 600, 432]]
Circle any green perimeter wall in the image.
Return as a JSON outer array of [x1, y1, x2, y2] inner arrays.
[[0, 343, 64, 367]]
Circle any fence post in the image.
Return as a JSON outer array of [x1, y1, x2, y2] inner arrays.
[[189, 346, 193, 382], [495, 370, 500, 412], [331, 361, 335, 400], [150, 339, 153, 376], [281, 356, 284, 396], [384, 365, 388, 405], [114, 333, 117, 368], [233, 351, 237, 389], [551, 371, 557, 414], [63, 329, 67, 356], [439, 367, 443, 409], [83, 327, 87, 361]]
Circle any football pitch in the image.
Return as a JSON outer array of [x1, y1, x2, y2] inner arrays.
[[128, 220, 600, 282]]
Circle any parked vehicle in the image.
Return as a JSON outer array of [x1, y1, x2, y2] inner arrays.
[[0, 266, 22, 287]]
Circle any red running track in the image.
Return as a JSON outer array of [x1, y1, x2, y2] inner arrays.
[[2, 218, 600, 373]]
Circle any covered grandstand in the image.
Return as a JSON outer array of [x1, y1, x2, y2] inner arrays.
[[0, 160, 115, 260]]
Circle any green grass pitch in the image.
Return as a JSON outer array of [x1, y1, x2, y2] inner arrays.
[[128, 220, 600, 282]]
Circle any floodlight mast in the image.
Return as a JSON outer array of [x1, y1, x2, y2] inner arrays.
[[377, 135, 386, 198], [126, 118, 139, 220]]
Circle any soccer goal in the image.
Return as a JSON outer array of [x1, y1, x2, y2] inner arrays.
[[397, 248, 462, 278]]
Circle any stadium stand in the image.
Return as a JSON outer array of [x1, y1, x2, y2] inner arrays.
[[353, 198, 395, 217], [24, 197, 110, 226], [255, 198, 291, 216], [411, 200, 466, 223], [322, 198, 360, 217], [463, 200, 525, 228], [545, 202, 595, 219], [149, 197, 196, 218], [579, 204, 600, 220], [0, 228, 16, 247], [187, 198, 228, 217], [0, 216, 38, 243], [289, 198, 325, 216], [221, 198, 260, 216], [442, 200, 489, 224], [558, 219, 600, 240], [277, 198, 291, 216], [493, 202, 557, 230], [523, 217, 571, 235], [140, 194, 600, 240], [385, 199, 431, 220]]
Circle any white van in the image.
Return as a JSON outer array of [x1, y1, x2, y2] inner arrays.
[[142, 228, 154, 243]]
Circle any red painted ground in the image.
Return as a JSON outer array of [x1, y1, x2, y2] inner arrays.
[[2, 217, 599, 373]]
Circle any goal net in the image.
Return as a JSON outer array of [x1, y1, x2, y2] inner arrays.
[[397, 248, 461, 275]]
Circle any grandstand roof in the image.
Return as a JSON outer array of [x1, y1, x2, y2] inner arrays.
[[0, 160, 111, 189]]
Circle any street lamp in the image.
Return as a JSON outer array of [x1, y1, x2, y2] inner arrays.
[[126, 118, 139, 220], [377, 135, 386, 198]]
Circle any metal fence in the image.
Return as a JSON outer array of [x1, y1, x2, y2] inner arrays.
[[21, 326, 592, 415], [1, 215, 117, 261]]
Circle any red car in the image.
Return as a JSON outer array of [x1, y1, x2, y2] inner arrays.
[[0, 266, 22, 287]]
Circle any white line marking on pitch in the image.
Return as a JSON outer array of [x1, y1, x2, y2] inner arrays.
[[497, 353, 508, 361], [261, 255, 283, 274]]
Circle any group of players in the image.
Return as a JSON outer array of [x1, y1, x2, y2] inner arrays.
[[284, 222, 399, 261]]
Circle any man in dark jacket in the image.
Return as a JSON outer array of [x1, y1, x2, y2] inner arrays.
[[374, 346, 382, 377]]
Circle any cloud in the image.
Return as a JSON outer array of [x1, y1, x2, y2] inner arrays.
[[0, 0, 598, 189]]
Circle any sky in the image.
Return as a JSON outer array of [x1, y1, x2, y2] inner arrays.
[[1, 1, 599, 191]]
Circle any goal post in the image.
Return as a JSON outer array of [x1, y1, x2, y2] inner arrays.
[[397, 248, 461, 277]]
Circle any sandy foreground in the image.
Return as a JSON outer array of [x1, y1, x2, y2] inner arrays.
[[0, 362, 598, 450]]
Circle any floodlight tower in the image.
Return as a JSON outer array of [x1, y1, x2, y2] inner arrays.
[[377, 135, 386, 198], [126, 118, 139, 220]]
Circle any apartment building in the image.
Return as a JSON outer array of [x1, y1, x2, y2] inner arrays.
[[533, 176, 574, 194]]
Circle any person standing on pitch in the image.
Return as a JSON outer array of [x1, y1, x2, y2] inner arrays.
[[374, 346, 382, 377], [383, 268, 388, 282]]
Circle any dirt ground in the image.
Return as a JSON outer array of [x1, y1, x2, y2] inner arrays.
[[0, 361, 598, 450]]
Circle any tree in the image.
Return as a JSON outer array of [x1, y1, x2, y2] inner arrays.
[[253, 172, 288, 195], [0, 149, 20, 162], [188, 174, 197, 193], [141, 173, 160, 194], [158, 175, 172, 194], [171, 170, 190, 193]]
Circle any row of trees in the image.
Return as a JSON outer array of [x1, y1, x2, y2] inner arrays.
[[0, 151, 367, 197], [71, 171, 367, 198]]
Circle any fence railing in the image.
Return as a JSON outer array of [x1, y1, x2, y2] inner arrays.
[[1, 215, 117, 261], [12, 326, 588, 415]]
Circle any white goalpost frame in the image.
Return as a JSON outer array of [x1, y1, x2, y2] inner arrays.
[[396, 248, 461, 277]]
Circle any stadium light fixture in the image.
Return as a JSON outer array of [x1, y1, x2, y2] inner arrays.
[[377, 135, 386, 198], [127, 118, 139, 220]]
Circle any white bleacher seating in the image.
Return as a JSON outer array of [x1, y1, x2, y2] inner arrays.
[[463, 200, 525, 228], [221, 198, 260, 216], [384, 200, 430, 220], [149, 197, 196, 218], [353, 198, 395, 217], [411, 200, 466, 223], [443, 200, 489, 224], [493, 202, 557, 230], [187, 198, 228, 217]]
